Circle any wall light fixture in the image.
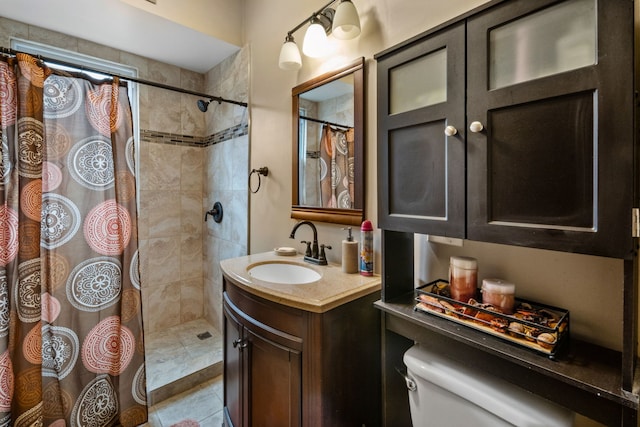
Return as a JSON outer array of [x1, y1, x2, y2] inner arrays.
[[278, 0, 361, 70]]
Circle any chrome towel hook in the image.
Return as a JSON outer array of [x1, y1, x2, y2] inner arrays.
[[249, 167, 269, 193], [205, 201, 223, 223]]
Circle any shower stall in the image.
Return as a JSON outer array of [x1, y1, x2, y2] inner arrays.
[[2, 15, 249, 412], [139, 47, 250, 405], [2, 18, 249, 409]]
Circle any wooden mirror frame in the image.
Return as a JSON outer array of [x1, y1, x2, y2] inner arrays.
[[291, 57, 365, 226]]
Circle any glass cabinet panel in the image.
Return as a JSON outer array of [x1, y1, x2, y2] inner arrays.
[[490, 0, 596, 89], [390, 48, 446, 114]]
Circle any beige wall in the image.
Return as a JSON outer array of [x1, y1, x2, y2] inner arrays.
[[244, 0, 623, 351], [245, 0, 495, 259]]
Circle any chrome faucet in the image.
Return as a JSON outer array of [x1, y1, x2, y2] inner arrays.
[[289, 220, 330, 265]]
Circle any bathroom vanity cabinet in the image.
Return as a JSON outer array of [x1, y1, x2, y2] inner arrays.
[[375, 0, 640, 425], [222, 277, 381, 427]]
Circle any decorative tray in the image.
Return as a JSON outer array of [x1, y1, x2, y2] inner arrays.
[[414, 280, 570, 358]]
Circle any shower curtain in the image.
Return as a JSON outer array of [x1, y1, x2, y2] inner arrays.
[[319, 124, 354, 209], [0, 54, 146, 426]]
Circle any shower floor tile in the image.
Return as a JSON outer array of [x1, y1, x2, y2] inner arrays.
[[145, 318, 222, 406]]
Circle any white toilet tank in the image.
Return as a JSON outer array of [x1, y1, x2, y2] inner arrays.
[[403, 344, 574, 427]]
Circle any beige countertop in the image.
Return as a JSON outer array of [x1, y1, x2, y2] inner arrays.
[[220, 251, 381, 313]]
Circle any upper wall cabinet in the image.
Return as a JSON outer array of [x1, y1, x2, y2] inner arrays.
[[377, 21, 466, 239], [377, 0, 635, 259]]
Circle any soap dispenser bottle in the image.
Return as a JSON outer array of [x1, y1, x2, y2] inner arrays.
[[342, 227, 359, 274]]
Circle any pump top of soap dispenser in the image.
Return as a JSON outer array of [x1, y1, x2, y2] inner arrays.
[[343, 227, 354, 242]]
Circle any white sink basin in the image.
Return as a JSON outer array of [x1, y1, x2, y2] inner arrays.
[[248, 262, 321, 285]]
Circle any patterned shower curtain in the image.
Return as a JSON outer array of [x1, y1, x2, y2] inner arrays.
[[0, 53, 146, 426], [319, 124, 355, 209]]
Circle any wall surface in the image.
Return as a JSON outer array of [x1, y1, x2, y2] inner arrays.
[[244, 0, 623, 351], [245, 0, 495, 260]]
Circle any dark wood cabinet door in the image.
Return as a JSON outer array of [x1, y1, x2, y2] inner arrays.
[[223, 297, 245, 427], [246, 328, 301, 427], [466, 0, 635, 258], [377, 21, 466, 237], [223, 285, 302, 427]]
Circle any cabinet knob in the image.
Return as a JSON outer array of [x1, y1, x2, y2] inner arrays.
[[233, 338, 247, 349], [444, 126, 458, 136], [469, 121, 484, 133]]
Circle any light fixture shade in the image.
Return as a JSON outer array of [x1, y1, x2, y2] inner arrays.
[[279, 37, 302, 70], [332, 0, 361, 40], [303, 20, 329, 58]]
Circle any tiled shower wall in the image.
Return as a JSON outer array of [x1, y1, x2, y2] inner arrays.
[[203, 49, 249, 332], [139, 133, 206, 334], [139, 47, 249, 335], [0, 17, 249, 336]]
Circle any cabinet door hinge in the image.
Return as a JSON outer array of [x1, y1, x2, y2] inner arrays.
[[633, 208, 640, 237]]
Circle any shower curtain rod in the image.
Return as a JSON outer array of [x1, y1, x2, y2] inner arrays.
[[299, 115, 352, 130], [0, 46, 248, 108]]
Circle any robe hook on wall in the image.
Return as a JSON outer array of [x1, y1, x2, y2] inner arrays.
[[249, 167, 269, 193]]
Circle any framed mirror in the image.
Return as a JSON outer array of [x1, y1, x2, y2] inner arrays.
[[292, 57, 365, 226]]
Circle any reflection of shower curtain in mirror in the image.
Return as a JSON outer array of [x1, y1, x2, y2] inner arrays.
[[0, 53, 146, 426], [320, 124, 355, 209]]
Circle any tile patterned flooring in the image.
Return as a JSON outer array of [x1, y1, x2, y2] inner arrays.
[[143, 319, 224, 426], [144, 376, 224, 427]]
